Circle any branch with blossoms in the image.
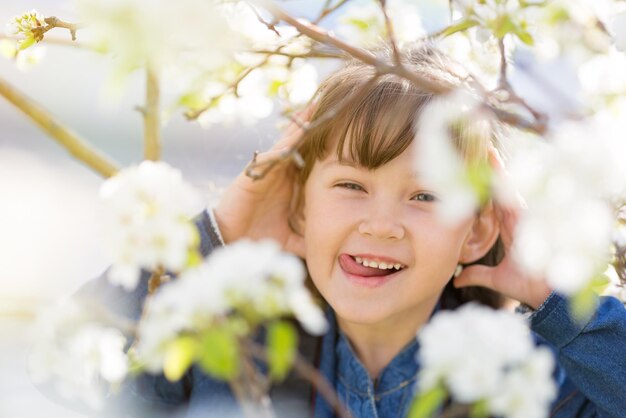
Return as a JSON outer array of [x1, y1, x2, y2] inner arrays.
[[5, 1, 626, 418]]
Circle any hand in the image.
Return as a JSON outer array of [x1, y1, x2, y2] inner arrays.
[[213, 108, 314, 257], [453, 147, 553, 309]]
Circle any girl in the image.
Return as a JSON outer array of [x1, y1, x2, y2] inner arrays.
[[79, 44, 626, 417]]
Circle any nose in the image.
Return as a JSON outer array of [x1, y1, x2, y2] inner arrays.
[[357, 203, 405, 240]]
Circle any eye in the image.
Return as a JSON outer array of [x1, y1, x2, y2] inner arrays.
[[336, 182, 365, 192], [411, 192, 437, 202]]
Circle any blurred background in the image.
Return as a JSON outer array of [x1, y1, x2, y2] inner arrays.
[[0, 1, 328, 416]]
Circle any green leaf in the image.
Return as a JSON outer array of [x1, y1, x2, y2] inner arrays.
[[344, 17, 372, 31], [466, 162, 493, 206], [267, 321, 297, 381], [493, 15, 516, 39], [186, 249, 203, 268], [17, 36, 36, 51], [407, 385, 447, 418], [198, 326, 240, 381], [569, 273, 609, 322], [179, 92, 206, 110], [441, 19, 480, 38], [164, 335, 197, 382], [469, 399, 489, 418], [513, 27, 534, 46], [268, 79, 286, 97]]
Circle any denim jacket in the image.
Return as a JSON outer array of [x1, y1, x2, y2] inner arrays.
[[73, 210, 626, 418]]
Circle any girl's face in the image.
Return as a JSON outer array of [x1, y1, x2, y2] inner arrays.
[[302, 144, 487, 327]]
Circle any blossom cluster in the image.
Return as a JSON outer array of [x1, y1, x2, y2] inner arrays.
[[28, 300, 129, 409], [336, 0, 429, 48], [136, 239, 327, 373], [417, 303, 556, 418], [99, 161, 202, 290], [5, 10, 46, 50], [508, 118, 626, 294], [188, 2, 319, 127]]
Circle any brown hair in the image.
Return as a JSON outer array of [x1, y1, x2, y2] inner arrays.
[[294, 43, 505, 308]]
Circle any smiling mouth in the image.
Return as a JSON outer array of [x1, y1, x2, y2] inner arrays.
[[339, 254, 405, 278]]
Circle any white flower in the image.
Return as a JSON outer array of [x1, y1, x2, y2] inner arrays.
[[488, 348, 557, 418], [336, 0, 426, 47], [414, 89, 488, 224], [7, 9, 45, 50], [136, 239, 327, 373], [29, 300, 129, 409], [417, 304, 556, 418], [507, 121, 620, 294], [437, 29, 504, 89], [99, 161, 202, 290], [76, 0, 240, 73]]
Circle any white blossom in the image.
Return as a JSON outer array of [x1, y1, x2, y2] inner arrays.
[[336, 0, 426, 48], [414, 89, 489, 224], [99, 161, 202, 290], [76, 0, 240, 73], [136, 239, 327, 373], [417, 303, 556, 418], [507, 120, 623, 294], [7, 9, 45, 50], [437, 29, 505, 89], [28, 300, 129, 409]]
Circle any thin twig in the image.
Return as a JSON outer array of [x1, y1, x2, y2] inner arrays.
[[313, 0, 352, 24], [31, 16, 83, 42], [184, 56, 271, 120], [379, 0, 402, 66], [0, 76, 120, 177], [245, 74, 381, 180], [245, 1, 281, 37], [258, 0, 452, 94], [143, 67, 161, 160], [230, 350, 277, 418], [249, 48, 345, 60], [247, 342, 351, 418], [497, 37, 509, 89]]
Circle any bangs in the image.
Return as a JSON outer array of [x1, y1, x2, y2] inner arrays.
[[330, 80, 432, 169]]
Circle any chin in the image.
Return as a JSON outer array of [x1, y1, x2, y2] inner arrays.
[[329, 297, 393, 325]]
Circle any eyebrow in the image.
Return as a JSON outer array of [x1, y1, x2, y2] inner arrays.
[[322, 159, 426, 178]]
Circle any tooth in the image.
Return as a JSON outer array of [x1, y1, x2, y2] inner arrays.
[[355, 256, 362, 264], [363, 260, 370, 267], [394, 263, 401, 269], [379, 262, 388, 269], [369, 261, 378, 268]]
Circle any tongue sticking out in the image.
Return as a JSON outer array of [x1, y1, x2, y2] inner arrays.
[[338, 254, 396, 277]]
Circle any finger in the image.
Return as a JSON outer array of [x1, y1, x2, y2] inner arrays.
[[495, 204, 515, 249], [453, 264, 497, 291]]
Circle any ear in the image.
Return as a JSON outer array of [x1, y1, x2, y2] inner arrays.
[[459, 200, 500, 264], [289, 179, 306, 237]]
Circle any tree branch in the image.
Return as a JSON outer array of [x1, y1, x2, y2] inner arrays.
[[245, 74, 381, 180], [143, 67, 161, 161], [497, 37, 509, 89], [0, 77, 120, 177], [31, 16, 83, 42], [259, 0, 452, 95], [246, 341, 351, 418], [313, 0, 352, 24], [379, 0, 402, 66]]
